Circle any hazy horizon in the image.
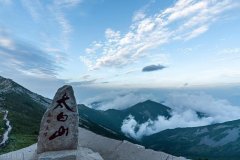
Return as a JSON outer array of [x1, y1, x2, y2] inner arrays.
[[0, 0, 240, 99]]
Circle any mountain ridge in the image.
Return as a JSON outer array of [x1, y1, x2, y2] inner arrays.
[[79, 103, 240, 160], [0, 76, 51, 107], [0, 76, 50, 153], [142, 119, 240, 160]]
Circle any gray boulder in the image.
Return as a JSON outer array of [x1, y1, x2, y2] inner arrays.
[[37, 85, 79, 154]]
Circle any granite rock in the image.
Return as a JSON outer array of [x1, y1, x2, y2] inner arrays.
[[37, 85, 79, 154]]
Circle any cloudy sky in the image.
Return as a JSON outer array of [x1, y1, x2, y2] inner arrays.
[[0, 0, 240, 99]]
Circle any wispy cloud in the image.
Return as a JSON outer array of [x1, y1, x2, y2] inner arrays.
[[51, 0, 83, 51], [68, 79, 97, 86], [53, 9, 73, 51], [0, 37, 15, 50], [21, 0, 43, 21], [20, 0, 82, 51], [0, 34, 59, 79], [54, 0, 83, 8], [142, 64, 166, 72], [132, 11, 146, 22], [132, 0, 154, 22], [81, 0, 239, 70]]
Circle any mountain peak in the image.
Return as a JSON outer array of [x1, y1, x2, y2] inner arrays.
[[143, 99, 154, 103], [141, 99, 160, 105], [0, 75, 51, 107], [0, 75, 34, 95], [0, 76, 18, 93]]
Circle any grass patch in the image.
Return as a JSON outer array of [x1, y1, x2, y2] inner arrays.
[[0, 112, 4, 135], [0, 92, 46, 154], [0, 134, 37, 154]]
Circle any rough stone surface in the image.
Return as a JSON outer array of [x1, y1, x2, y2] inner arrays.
[[78, 128, 188, 160], [37, 85, 79, 154], [38, 150, 76, 160], [0, 144, 104, 160], [38, 148, 103, 160]]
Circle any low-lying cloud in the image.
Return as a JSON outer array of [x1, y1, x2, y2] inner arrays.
[[142, 64, 166, 72], [84, 90, 157, 110], [83, 89, 240, 139], [121, 92, 240, 139], [121, 112, 214, 140]]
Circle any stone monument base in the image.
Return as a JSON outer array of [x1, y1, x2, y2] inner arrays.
[[37, 147, 103, 160], [38, 150, 77, 160]]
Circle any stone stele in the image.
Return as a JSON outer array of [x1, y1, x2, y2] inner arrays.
[[37, 85, 79, 154]]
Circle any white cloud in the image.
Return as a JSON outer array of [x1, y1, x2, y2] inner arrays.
[[133, 11, 146, 22], [165, 1, 208, 23], [84, 91, 157, 110], [17, 68, 56, 79], [21, 0, 42, 21], [105, 28, 121, 40], [50, 0, 80, 51], [121, 92, 240, 139], [54, 10, 73, 50], [121, 112, 214, 140], [165, 92, 240, 122], [81, 0, 238, 70], [54, 0, 83, 8], [20, 0, 82, 51], [0, 34, 59, 79], [50, 0, 82, 51], [185, 25, 208, 40], [214, 48, 240, 63], [137, 18, 155, 33], [0, 37, 15, 50], [221, 48, 240, 55], [79, 56, 94, 69]]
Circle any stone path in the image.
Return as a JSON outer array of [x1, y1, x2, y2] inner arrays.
[[0, 110, 12, 147]]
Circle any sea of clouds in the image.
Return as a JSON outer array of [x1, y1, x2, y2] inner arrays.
[[84, 90, 240, 140], [83, 90, 158, 110]]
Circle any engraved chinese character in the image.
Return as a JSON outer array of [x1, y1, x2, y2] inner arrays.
[[57, 112, 68, 122], [53, 93, 74, 112], [48, 126, 69, 140]]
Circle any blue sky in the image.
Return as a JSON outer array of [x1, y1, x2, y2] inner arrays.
[[0, 0, 240, 99]]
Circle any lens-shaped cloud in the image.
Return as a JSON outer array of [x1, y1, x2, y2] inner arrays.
[[142, 64, 166, 72]]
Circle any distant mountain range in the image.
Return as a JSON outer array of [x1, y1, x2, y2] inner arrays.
[[1, 76, 240, 160], [143, 119, 240, 160], [78, 101, 240, 160]]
